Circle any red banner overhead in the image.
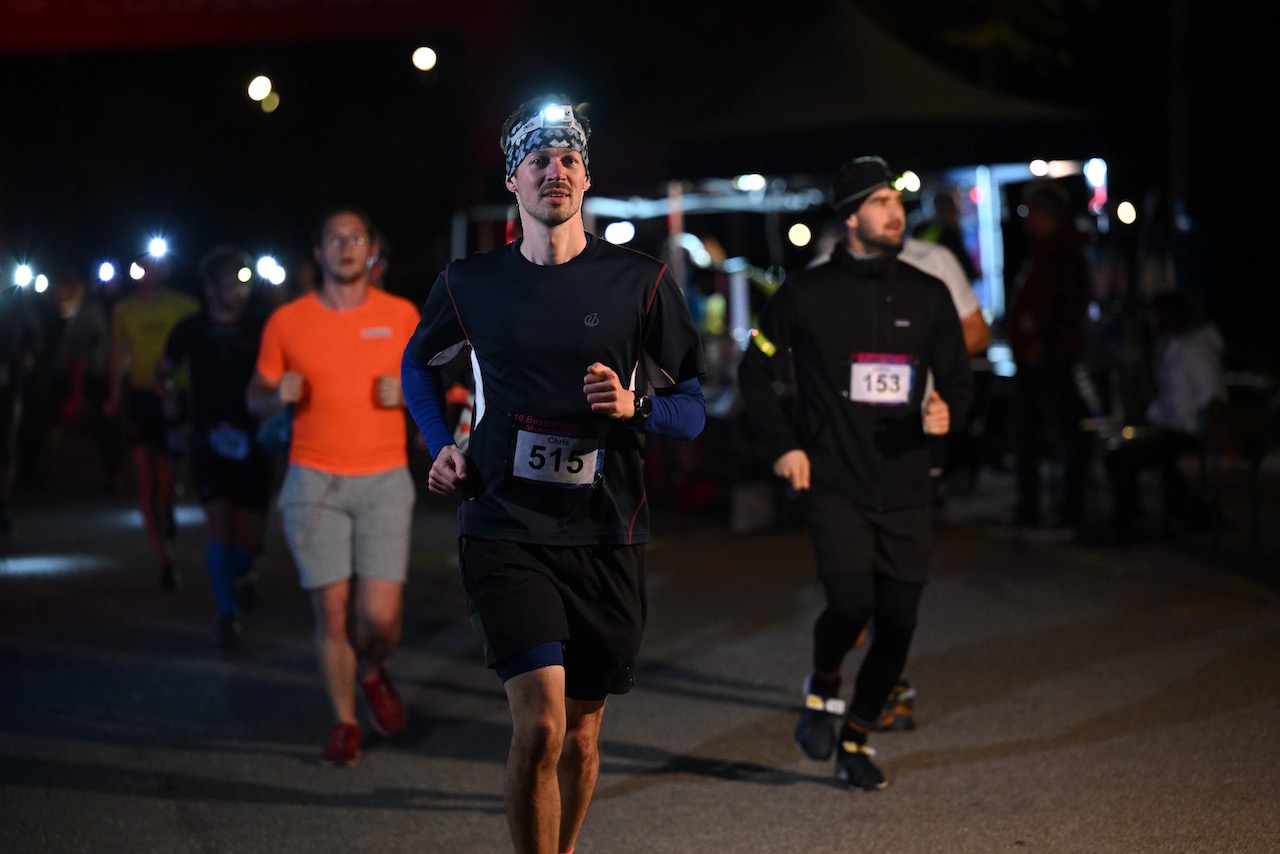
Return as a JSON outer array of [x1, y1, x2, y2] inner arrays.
[[0, 0, 505, 52]]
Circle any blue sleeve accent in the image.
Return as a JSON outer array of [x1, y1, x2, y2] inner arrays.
[[400, 349, 455, 457], [638, 376, 705, 440]]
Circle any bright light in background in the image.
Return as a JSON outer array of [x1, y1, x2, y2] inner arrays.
[[603, 221, 635, 244], [148, 237, 168, 258], [733, 173, 767, 192], [98, 261, 116, 282], [1029, 159, 1085, 180], [237, 266, 252, 283], [788, 223, 812, 247], [1083, 157, 1109, 215], [675, 233, 713, 268], [34, 274, 49, 293], [130, 262, 145, 280], [247, 75, 272, 101], [412, 46, 438, 71], [14, 264, 33, 287], [261, 91, 280, 113], [1117, 200, 1137, 225], [894, 170, 921, 193], [256, 255, 286, 285], [1084, 158, 1107, 187], [987, 343, 1015, 377]]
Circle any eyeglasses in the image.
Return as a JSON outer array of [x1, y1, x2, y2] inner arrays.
[[326, 234, 369, 249]]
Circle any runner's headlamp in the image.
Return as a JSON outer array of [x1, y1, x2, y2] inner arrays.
[[507, 104, 583, 142], [502, 103, 590, 181]]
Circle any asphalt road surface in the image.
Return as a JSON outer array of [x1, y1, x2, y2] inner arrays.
[[3, 428, 1278, 853]]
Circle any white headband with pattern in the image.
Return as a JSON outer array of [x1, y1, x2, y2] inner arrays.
[[503, 104, 590, 181]]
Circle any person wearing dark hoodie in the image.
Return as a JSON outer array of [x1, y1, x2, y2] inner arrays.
[[738, 156, 974, 791]]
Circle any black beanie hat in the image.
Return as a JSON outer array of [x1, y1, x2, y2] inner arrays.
[[831, 156, 897, 218]]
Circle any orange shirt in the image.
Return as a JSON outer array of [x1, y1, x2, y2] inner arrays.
[[256, 289, 420, 475]]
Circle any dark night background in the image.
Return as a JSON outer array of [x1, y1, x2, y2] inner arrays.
[[0, 0, 1274, 374]]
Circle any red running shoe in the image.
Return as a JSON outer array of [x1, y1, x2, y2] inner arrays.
[[322, 722, 361, 766], [360, 668, 407, 736]]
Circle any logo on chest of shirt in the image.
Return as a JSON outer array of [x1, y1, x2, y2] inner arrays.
[[361, 326, 393, 339], [583, 313, 600, 328]]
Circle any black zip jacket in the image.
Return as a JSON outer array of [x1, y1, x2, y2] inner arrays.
[[738, 245, 974, 512]]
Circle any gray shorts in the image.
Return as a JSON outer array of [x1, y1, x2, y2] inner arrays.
[[278, 464, 415, 590]]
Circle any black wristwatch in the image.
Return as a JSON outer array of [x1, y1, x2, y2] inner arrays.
[[627, 392, 652, 427]]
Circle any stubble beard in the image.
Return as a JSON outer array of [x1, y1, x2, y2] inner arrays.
[[522, 186, 581, 230], [858, 226, 903, 256]]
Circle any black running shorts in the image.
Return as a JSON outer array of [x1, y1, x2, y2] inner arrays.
[[189, 435, 273, 509], [459, 537, 646, 701]]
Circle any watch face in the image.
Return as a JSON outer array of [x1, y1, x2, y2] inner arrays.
[[631, 393, 651, 423]]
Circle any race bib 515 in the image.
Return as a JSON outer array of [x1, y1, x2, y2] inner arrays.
[[509, 414, 603, 488]]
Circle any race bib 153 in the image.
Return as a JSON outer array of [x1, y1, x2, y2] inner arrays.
[[849, 352, 916, 405]]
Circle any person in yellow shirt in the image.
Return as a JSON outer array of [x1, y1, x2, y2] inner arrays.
[[107, 254, 199, 588]]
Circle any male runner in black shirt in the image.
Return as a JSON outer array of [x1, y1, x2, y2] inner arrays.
[[403, 94, 705, 854]]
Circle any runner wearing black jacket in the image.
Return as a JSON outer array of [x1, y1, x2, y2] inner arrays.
[[738, 156, 974, 791]]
